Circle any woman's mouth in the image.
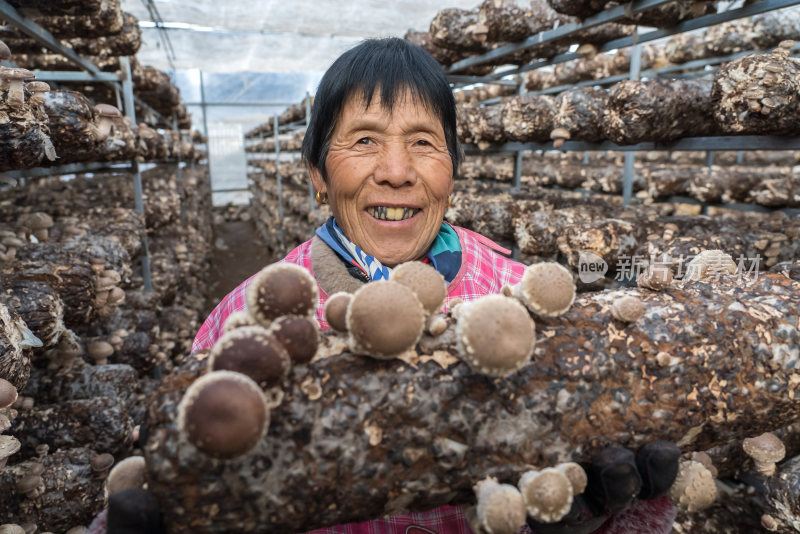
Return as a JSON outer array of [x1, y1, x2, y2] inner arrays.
[[366, 206, 420, 221]]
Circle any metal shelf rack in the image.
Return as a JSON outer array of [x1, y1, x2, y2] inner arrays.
[[446, 0, 800, 216], [0, 0, 153, 291]]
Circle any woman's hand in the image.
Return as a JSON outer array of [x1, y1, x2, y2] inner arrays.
[[527, 441, 681, 534]]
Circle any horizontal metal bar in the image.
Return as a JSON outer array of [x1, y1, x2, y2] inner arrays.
[[657, 196, 800, 215], [486, 0, 800, 81], [464, 136, 800, 153], [184, 101, 299, 107], [1, 161, 133, 179], [30, 70, 120, 82], [212, 187, 251, 193], [447, 0, 674, 73], [0, 0, 101, 74], [447, 75, 519, 86]]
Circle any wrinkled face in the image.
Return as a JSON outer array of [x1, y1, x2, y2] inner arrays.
[[309, 89, 454, 267]]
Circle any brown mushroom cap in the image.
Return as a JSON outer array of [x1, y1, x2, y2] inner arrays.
[[743, 432, 786, 476], [0, 378, 18, 409], [684, 249, 737, 281], [246, 263, 318, 326], [0, 435, 21, 466], [518, 468, 574, 523], [26, 81, 50, 93], [389, 261, 447, 315], [512, 263, 575, 317], [269, 315, 319, 364], [455, 295, 536, 377], [177, 370, 269, 459], [637, 263, 673, 291], [611, 295, 645, 323], [346, 281, 425, 359], [107, 455, 147, 495], [323, 292, 352, 333], [474, 478, 527, 534], [669, 460, 717, 512], [556, 462, 587, 495], [88, 341, 114, 362], [94, 103, 122, 118], [222, 310, 257, 333], [19, 212, 53, 231], [0, 67, 34, 81], [0, 40, 10, 61], [16, 474, 42, 495], [209, 326, 291, 388], [91, 453, 115, 473]]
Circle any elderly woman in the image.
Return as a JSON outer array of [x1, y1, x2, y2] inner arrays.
[[190, 39, 678, 534]]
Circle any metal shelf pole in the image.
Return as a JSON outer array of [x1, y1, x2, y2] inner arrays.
[[121, 56, 152, 292], [274, 114, 285, 251], [305, 92, 314, 213]]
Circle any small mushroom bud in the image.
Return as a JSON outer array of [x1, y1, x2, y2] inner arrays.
[[16, 474, 43, 499], [91, 453, 115, 478], [209, 326, 290, 388], [637, 263, 673, 291], [34, 444, 48, 459], [0, 435, 21, 468], [509, 262, 575, 317], [518, 468, 574, 523], [683, 249, 737, 281], [323, 292, 352, 333], [389, 261, 447, 315], [0, 414, 10, 433], [576, 43, 598, 58], [21, 397, 33, 410], [426, 314, 448, 337], [106, 455, 146, 495], [556, 462, 587, 495], [455, 295, 536, 377], [690, 451, 718, 478], [762, 514, 780, 531], [268, 315, 319, 364], [88, 341, 114, 365], [26, 463, 45, 477], [222, 310, 257, 333], [177, 370, 270, 459], [246, 263, 318, 327], [92, 103, 122, 142], [743, 432, 785, 477], [668, 460, 717, 512], [346, 281, 425, 359], [0, 67, 34, 109], [0, 378, 18, 409], [550, 127, 571, 149], [107, 287, 125, 306], [473, 477, 527, 534], [610, 295, 645, 323], [25, 81, 49, 106]]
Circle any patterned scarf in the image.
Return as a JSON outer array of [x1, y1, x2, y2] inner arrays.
[[315, 217, 462, 283]]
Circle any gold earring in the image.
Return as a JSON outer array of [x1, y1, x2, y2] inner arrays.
[[315, 191, 328, 205], [448, 195, 453, 207]]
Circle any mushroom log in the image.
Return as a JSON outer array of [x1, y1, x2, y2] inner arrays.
[[144, 272, 800, 533]]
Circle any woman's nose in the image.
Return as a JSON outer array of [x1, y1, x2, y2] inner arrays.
[[373, 142, 416, 187]]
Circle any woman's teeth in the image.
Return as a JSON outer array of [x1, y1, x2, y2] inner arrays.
[[368, 206, 419, 221]]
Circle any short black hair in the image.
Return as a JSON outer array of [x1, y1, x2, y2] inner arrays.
[[302, 37, 462, 181]]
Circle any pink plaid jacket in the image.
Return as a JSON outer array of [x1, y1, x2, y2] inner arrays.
[[192, 225, 525, 353], [191, 225, 676, 534]]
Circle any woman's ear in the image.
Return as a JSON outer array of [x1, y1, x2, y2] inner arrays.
[[308, 165, 327, 195]]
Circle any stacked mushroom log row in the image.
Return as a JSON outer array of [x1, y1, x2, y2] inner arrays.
[[0, 0, 124, 39], [523, 7, 800, 92], [446, 182, 799, 286], [244, 97, 314, 139], [405, 0, 636, 75], [665, 8, 800, 64], [546, 0, 717, 26], [247, 158, 330, 255], [457, 42, 800, 149], [0, 165, 213, 530], [245, 129, 305, 153], [135, 254, 800, 532]]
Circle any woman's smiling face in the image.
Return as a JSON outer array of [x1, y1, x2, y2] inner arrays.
[[309, 89, 454, 267]]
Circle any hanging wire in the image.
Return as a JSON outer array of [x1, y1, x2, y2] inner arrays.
[[139, 0, 177, 72]]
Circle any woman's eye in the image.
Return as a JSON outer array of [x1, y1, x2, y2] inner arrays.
[[357, 137, 371, 145], [415, 139, 430, 146]]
